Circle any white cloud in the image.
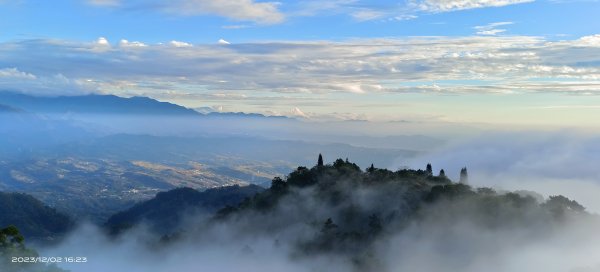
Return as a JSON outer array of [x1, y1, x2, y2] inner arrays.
[[119, 39, 147, 48], [474, 21, 514, 36], [149, 0, 285, 25], [0, 68, 98, 96], [413, 0, 534, 12], [350, 9, 387, 21], [87, 0, 120, 6], [290, 107, 309, 118], [83, 0, 534, 24], [86, 0, 283, 24], [0, 68, 36, 79], [221, 24, 250, 29], [163, 0, 284, 25], [169, 40, 193, 48], [477, 29, 506, 35], [392, 14, 419, 21], [96, 37, 110, 46], [577, 34, 600, 47], [218, 39, 231, 45]]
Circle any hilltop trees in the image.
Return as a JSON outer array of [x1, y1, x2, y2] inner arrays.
[[543, 195, 585, 218], [0, 192, 73, 240], [317, 153, 324, 167], [201, 153, 594, 270], [460, 167, 468, 183], [426, 163, 433, 175]]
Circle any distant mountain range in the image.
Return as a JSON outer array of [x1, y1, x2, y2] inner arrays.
[[105, 184, 264, 234], [0, 91, 292, 119], [0, 91, 199, 116]]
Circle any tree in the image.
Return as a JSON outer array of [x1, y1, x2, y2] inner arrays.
[[460, 167, 468, 183], [333, 158, 361, 172], [426, 163, 433, 175], [287, 167, 315, 187], [271, 177, 286, 192], [0, 225, 66, 272], [367, 163, 375, 173], [0, 225, 25, 249], [439, 169, 446, 177], [543, 195, 585, 218], [317, 153, 324, 167]]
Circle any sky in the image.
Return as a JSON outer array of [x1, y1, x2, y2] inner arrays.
[[0, 0, 600, 127]]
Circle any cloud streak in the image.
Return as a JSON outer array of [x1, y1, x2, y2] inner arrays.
[[81, 0, 536, 23], [412, 0, 534, 12], [86, 0, 284, 24], [474, 21, 514, 36]]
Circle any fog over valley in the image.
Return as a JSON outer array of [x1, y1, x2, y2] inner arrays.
[[2, 0, 600, 270]]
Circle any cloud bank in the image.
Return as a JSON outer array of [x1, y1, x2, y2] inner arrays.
[[1, 35, 599, 98], [407, 131, 600, 213]]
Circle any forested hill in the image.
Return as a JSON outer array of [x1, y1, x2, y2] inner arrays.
[[208, 155, 587, 270], [105, 184, 264, 234], [0, 192, 73, 241]]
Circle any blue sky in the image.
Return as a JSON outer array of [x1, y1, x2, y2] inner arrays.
[[0, 0, 600, 127], [1, 0, 599, 42]]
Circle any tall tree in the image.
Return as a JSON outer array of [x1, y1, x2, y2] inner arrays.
[[460, 167, 468, 183], [0, 225, 66, 272], [439, 169, 446, 177], [317, 153, 324, 167], [426, 163, 433, 175]]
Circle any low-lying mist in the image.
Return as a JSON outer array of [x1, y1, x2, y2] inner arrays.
[[34, 162, 600, 272], [406, 131, 600, 213]]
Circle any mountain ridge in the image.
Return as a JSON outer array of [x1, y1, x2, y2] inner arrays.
[[0, 191, 73, 241], [0, 91, 199, 116]]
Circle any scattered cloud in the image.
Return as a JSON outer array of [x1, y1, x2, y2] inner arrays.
[[0, 68, 36, 79], [290, 0, 531, 23], [119, 39, 147, 48], [90, 0, 284, 25], [0, 67, 98, 96], [474, 21, 514, 36], [81, 0, 538, 24], [169, 40, 193, 48], [87, 0, 120, 6], [412, 0, 534, 12], [217, 39, 231, 45], [96, 37, 110, 46], [165, 0, 284, 25], [350, 9, 387, 21], [221, 24, 251, 29]]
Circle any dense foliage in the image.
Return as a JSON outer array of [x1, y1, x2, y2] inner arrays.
[[212, 156, 586, 270], [0, 192, 73, 241], [105, 184, 265, 234], [0, 225, 66, 272]]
